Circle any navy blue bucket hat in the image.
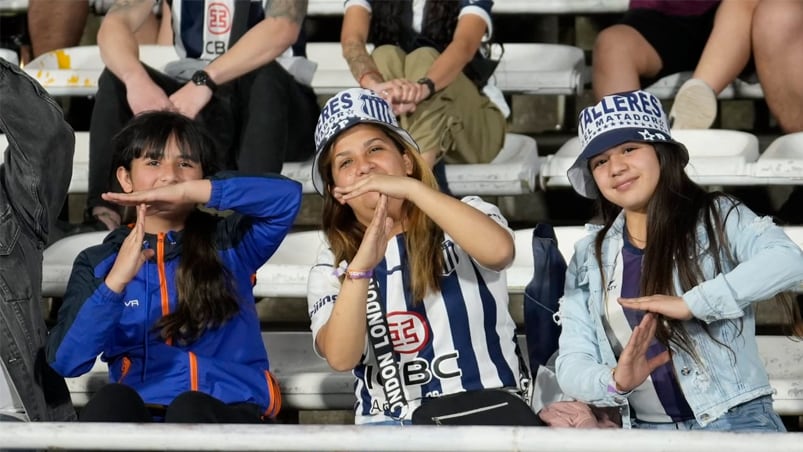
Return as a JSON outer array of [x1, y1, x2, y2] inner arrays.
[[568, 90, 689, 198], [312, 88, 419, 195]]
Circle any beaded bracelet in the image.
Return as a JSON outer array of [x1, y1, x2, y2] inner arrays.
[[607, 367, 627, 395], [345, 269, 373, 280]]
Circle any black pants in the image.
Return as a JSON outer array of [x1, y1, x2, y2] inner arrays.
[[79, 383, 268, 423], [87, 61, 320, 214]]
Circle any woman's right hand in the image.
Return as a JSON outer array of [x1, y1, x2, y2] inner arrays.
[[104, 204, 156, 293], [350, 194, 394, 272]]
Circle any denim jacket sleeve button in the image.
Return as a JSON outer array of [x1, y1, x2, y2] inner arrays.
[[680, 367, 691, 376]]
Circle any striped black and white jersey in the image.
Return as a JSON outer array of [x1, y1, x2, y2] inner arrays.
[[308, 196, 521, 424], [166, 0, 307, 61]]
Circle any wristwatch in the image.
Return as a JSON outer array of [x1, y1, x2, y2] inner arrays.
[[417, 77, 436, 101], [191, 70, 218, 93]]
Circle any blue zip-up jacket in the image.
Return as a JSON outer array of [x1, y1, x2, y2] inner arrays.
[[46, 173, 301, 417], [556, 198, 803, 427]]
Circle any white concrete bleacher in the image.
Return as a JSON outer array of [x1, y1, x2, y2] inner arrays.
[[18, 41, 557, 196], [539, 129, 803, 189], [23, 41, 586, 96], [41, 225, 803, 305], [0, 129, 539, 197], [306, 0, 629, 15]]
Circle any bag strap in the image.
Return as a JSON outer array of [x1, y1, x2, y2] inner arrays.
[[365, 278, 409, 420]]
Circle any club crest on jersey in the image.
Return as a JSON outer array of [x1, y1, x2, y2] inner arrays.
[[387, 311, 429, 354], [207, 2, 232, 35], [441, 240, 459, 275], [315, 90, 398, 149]]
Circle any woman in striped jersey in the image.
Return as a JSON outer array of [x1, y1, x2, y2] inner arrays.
[[307, 88, 538, 425], [557, 89, 803, 431]]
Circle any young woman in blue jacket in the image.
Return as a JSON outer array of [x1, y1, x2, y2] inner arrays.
[[46, 111, 301, 422], [556, 90, 803, 431]]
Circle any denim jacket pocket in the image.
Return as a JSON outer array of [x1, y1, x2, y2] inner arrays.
[[0, 205, 20, 256]]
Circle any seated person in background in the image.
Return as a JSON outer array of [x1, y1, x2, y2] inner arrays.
[[0, 58, 76, 424], [307, 88, 539, 426], [556, 90, 803, 431], [753, 0, 803, 134], [752, 0, 803, 225], [47, 111, 302, 422], [340, 0, 507, 191], [593, 0, 758, 129], [86, 0, 318, 231], [26, 0, 164, 62]]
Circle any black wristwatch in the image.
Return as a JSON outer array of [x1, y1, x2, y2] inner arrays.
[[191, 70, 218, 93], [417, 77, 436, 100]]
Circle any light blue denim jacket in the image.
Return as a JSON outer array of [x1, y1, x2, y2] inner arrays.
[[556, 198, 803, 427]]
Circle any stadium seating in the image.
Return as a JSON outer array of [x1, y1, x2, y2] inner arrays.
[[538, 129, 803, 188], [22, 42, 586, 96], [0, 130, 540, 197]]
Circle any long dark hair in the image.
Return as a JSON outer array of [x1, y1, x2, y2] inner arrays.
[[111, 111, 239, 345], [368, 0, 459, 50], [593, 142, 738, 358], [317, 125, 444, 302]]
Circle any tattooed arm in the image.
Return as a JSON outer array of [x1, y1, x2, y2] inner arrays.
[[201, 0, 308, 85], [340, 5, 383, 89]]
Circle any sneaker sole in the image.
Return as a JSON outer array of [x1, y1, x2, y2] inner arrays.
[[669, 79, 718, 129]]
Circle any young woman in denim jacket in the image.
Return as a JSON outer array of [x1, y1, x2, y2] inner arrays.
[[555, 89, 803, 431]]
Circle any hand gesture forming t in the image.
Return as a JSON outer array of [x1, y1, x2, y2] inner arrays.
[[104, 204, 156, 294], [102, 181, 202, 216], [331, 174, 418, 204], [612, 313, 671, 392], [619, 294, 693, 320], [349, 194, 395, 272]]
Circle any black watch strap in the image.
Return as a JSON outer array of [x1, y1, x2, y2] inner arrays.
[[417, 77, 436, 101], [192, 70, 218, 93]]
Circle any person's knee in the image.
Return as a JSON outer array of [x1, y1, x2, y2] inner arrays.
[[753, 0, 803, 51], [372, 44, 406, 62], [405, 47, 439, 78], [593, 25, 642, 63], [165, 391, 222, 422], [80, 383, 147, 422], [246, 62, 295, 93]]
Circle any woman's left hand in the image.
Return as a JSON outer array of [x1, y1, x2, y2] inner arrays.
[[331, 174, 419, 204], [618, 295, 693, 320]]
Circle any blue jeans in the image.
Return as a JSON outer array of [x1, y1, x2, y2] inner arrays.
[[633, 396, 785, 432]]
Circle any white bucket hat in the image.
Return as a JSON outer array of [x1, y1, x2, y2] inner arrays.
[[312, 88, 418, 195], [568, 90, 689, 198]]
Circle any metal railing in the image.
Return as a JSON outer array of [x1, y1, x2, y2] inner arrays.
[[1, 423, 802, 451]]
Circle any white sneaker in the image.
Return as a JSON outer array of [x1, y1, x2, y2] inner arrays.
[[669, 78, 718, 129]]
